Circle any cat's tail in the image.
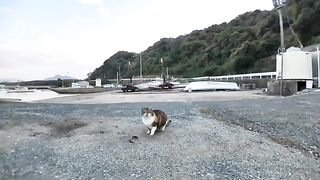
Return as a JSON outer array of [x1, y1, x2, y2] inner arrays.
[[165, 120, 172, 127], [161, 120, 172, 131]]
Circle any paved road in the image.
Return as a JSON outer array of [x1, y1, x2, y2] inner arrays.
[[34, 90, 272, 104], [0, 91, 319, 179]]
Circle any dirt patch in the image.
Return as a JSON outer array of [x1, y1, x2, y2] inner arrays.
[[269, 136, 319, 159], [49, 119, 88, 138], [0, 122, 7, 130], [199, 107, 320, 159], [199, 107, 257, 131], [0, 121, 13, 131]]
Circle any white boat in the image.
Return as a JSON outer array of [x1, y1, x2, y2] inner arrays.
[[0, 98, 21, 103], [136, 81, 163, 90], [183, 81, 240, 92], [135, 81, 182, 90], [0, 89, 22, 102], [0, 88, 7, 94], [7, 87, 35, 93]]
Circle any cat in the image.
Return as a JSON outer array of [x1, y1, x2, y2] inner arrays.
[[141, 107, 171, 136]]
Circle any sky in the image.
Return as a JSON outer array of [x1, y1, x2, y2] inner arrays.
[[0, 0, 274, 81]]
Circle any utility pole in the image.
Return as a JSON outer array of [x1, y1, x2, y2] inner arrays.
[[166, 67, 169, 79], [160, 58, 165, 84], [317, 46, 320, 88], [278, 9, 285, 51], [273, 0, 286, 96], [116, 71, 119, 86], [279, 8, 285, 96], [128, 61, 132, 85], [140, 53, 142, 80], [118, 66, 121, 84]]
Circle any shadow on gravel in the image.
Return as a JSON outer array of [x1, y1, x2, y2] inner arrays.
[[48, 118, 88, 138], [0, 121, 14, 131], [199, 107, 320, 159], [0, 122, 7, 130]]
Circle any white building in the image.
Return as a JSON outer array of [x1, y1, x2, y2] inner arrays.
[[71, 81, 90, 88], [95, 78, 101, 87], [276, 47, 313, 80]]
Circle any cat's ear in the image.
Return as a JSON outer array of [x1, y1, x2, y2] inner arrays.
[[149, 106, 152, 110]]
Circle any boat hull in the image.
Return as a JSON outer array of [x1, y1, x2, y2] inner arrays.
[[183, 81, 240, 92], [0, 98, 21, 103], [49, 87, 116, 94]]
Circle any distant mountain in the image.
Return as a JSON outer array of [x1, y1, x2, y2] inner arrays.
[[0, 78, 22, 83], [45, 75, 76, 80], [88, 0, 320, 82]]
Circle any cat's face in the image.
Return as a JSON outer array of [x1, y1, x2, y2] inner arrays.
[[141, 107, 154, 116]]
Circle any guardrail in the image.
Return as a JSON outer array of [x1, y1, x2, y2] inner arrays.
[[191, 72, 277, 81], [108, 72, 278, 82]]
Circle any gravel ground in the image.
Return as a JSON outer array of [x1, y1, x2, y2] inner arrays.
[[0, 91, 320, 179]]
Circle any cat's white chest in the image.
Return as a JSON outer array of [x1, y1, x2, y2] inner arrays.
[[142, 114, 155, 127]]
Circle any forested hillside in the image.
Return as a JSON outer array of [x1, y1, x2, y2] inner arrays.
[[88, 0, 320, 82]]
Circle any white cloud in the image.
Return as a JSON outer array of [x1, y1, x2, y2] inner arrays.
[[38, 32, 61, 54], [0, 46, 91, 81], [97, 7, 111, 20], [0, 7, 14, 13], [79, 0, 104, 6], [0, 0, 275, 81]]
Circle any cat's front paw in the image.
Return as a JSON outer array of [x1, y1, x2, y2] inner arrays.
[[146, 130, 151, 134], [149, 127, 156, 136]]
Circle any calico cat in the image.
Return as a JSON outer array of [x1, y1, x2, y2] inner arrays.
[[141, 107, 171, 136]]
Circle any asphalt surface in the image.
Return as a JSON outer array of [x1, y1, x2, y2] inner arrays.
[[0, 91, 319, 179]]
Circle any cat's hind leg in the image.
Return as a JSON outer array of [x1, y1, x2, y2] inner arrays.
[[161, 125, 166, 131], [161, 120, 171, 131], [149, 126, 157, 136]]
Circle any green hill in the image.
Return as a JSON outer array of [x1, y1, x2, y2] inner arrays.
[[88, 0, 320, 82]]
